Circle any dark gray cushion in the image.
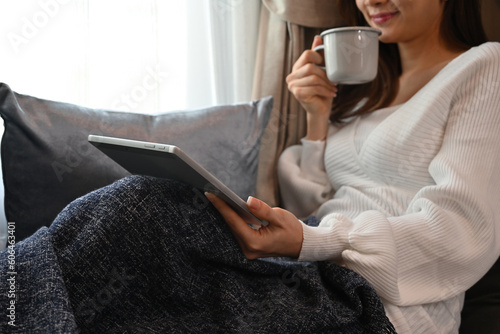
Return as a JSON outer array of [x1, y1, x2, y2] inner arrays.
[[0, 83, 272, 241], [459, 256, 500, 333]]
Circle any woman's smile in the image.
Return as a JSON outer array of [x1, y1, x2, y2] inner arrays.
[[370, 11, 400, 25]]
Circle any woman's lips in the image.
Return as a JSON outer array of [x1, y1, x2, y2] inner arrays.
[[371, 11, 400, 25]]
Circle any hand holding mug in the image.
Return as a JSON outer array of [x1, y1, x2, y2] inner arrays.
[[286, 36, 337, 140], [287, 27, 381, 140]]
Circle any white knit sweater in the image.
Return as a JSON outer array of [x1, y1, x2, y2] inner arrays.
[[278, 42, 500, 333]]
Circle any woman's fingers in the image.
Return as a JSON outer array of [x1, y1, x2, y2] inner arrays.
[[292, 50, 323, 73], [204, 193, 265, 256], [292, 35, 324, 71], [204, 192, 249, 231], [245, 196, 273, 222], [287, 35, 337, 113], [311, 34, 323, 49], [247, 196, 304, 258], [287, 70, 336, 110], [205, 193, 303, 259], [287, 64, 332, 87], [288, 75, 337, 99]]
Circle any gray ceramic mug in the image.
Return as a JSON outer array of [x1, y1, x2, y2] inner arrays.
[[314, 26, 381, 84]]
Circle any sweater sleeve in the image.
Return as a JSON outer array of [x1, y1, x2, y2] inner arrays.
[[277, 138, 333, 218], [298, 43, 500, 306]]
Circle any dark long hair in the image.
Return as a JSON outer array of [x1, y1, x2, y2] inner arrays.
[[331, 0, 488, 124]]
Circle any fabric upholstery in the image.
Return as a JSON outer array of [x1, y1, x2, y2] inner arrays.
[[0, 83, 272, 241]]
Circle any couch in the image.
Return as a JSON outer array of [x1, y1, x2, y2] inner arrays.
[[0, 82, 273, 243], [0, 82, 498, 332]]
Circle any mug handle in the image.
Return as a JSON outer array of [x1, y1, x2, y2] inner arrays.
[[313, 45, 324, 52], [313, 45, 326, 70]]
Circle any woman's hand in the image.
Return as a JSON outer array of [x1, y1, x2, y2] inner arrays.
[[286, 35, 337, 141], [205, 193, 303, 260]]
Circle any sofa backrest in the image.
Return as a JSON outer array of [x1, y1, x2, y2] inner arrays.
[[0, 83, 272, 243]]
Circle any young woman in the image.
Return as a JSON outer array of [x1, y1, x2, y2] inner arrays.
[[1, 0, 498, 333], [211, 0, 500, 332]]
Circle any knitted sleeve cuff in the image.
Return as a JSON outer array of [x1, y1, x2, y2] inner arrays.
[[297, 218, 351, 262]]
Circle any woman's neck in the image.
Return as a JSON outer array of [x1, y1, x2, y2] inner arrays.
[[387, 35, 465, 107], [398, 33, 463, 76]]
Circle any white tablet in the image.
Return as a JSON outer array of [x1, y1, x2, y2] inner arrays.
[[88, 135, 267, 228]]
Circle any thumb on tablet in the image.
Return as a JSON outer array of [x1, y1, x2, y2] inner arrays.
[[246, 196, 271, 219]]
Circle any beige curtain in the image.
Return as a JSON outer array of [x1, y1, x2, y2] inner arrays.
[[252, 0, 345, 206]]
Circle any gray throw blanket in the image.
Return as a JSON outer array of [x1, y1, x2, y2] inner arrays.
[[0, 176, 396, 333]]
